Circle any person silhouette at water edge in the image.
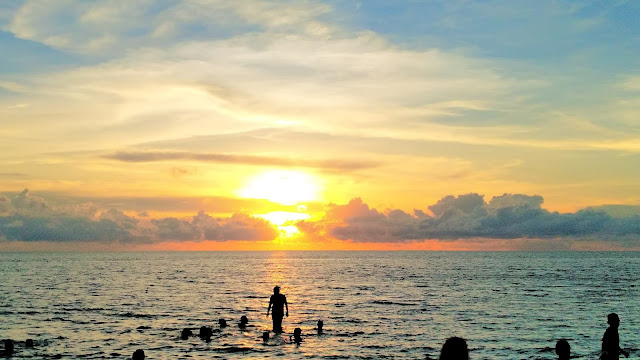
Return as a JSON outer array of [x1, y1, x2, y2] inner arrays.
[[601, 313, 629, 359], [267, 286, 288, 333], [555, 339, 570, 360], [438, 337, 469, 360]]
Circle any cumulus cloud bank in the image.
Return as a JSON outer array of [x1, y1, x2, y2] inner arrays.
[[0, 189, 278, 243], [298, 194, 640, 245], [2, 189, 640, 249]]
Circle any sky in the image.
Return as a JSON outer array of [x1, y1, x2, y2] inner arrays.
[[1, 0, 640, 251]]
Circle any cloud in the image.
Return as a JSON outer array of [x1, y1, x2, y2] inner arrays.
[[4, 0, 333, 53], [192, 210, 277, 241], [103, 151, 379, 172], [0, 189, 279, 243], [298, 194, 640, 246]]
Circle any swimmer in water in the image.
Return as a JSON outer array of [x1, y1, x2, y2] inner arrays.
[[291, 328, 303, 345], [239, 315, 249, 329], [132, 349, 145, 360], [555, 339, 570, 360], [181, 328, 192, 340]]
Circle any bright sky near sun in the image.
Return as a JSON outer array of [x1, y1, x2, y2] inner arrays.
[[1, 1, 640, 251]]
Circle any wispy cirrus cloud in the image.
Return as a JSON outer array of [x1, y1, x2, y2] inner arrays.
[[103, 151, 380, 172], [4, 0, 333, 54]]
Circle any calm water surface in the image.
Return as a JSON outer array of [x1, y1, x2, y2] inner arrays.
[[1, 251, 639, 359]]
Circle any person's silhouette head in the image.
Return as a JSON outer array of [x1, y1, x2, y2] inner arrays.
[[293, 328, 302, 344], [25, 339, 34, 348], [273, 286, 280, 295], [555, 339, 570, 359], [199, 326, 212, 340], [181, 328, 192, 340], [262, 331, 270, 342], [607, 313, 620, 328], [317, 320, 324, 333], [240, 315, 248, 327], [218, 318, 227, 328], [132, 349, 145, 360], [439, 337, 469, 360]]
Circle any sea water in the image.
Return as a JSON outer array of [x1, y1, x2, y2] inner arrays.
[[0, 251, 638, 359]]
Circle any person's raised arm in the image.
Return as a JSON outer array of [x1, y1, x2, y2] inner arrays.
[[267, 297, 272, 317]]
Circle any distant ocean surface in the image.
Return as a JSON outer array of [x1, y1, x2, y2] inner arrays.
[[1, 251, 639, 359]]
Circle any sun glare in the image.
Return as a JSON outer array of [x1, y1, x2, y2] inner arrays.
[[255, 211, 311, 238], [238, 170, 321, 205]]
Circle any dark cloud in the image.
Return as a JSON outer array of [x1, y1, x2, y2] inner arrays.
[[298, 194, 640, 246], [0, 215, 131, 242], [0, 173, 27, 178], [0, 189, 278, 243], [103, 151, 379, 172], [192, 211, 278, 241]]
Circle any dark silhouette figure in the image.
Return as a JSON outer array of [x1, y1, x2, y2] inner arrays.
[[218, 318, 227, 328], [25, 339, 34, 348], [291, 328, 302, 345], [267, 286, 288, 333], [3, 339, 14, 356], [181, 328, 192, 340], [262, 331, 270, 342], [556, 339, 570, 360], [601, 313, 629, 359], [239, 315, 249, 329], [132, 349, 145, 360], [317, 319, 324, 334], [439, 337, 469, 360], [199, 326, 213, 341]]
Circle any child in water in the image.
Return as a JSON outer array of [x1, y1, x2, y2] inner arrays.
[[601, 313, 629, 359], [290, 328, 303, 345]]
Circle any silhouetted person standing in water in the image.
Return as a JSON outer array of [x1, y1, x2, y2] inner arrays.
[[439, 337, 469, 360], [266, 286, 288, 333], [601, 313, 629, 359], [556, 339, 570, 360]]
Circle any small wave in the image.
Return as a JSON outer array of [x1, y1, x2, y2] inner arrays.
[[119, 312, 156, 319], [371, 300, 416, 306]]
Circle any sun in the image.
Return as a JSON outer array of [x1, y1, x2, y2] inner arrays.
[[255, 211, 311, 238], [238, 170, 321, 205]]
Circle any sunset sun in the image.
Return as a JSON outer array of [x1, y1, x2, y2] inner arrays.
[[238, 170, 321, 206]]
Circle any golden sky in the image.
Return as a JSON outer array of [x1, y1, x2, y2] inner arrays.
[[1, 1, 640, 250]]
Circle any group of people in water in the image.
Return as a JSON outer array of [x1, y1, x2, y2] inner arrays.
[[438, 313, 631, 360], [0, 284, 632, 360], [180, 286, 319, 346]]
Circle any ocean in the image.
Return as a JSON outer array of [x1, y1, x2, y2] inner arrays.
[[1, 251, 638, 359]]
